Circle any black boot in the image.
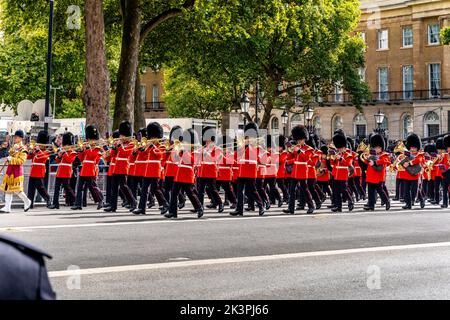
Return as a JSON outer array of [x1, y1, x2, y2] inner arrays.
[[164, 212, 177, 218], [103, 206, 116, 212], [218, 203, 224, 213], [132, 208, 145, 215], [306, 207, 314, 214], [363, 205, 374, 211], [160, 204, 169, 215], [97, 201, 104, 210], [258, 205, 265, 216], [283, 209, 294, 214], [348, 202, 354, 212], [178, 201, 185, 209], [197, 207, 204, 218], [277, 199, 283, 208], [402, 205, 411, 210], [385, 201, 390, 211], [230, 203, 237, 210], [206, 203, 217, 209], [230, 210, 243, 216], [331, 207, 342, 213], [48, 204, 59, 210], [71, 205, 82, 210]]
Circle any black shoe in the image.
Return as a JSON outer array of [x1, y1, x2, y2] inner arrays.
[[380, 200, 386, 206], [283, 209, 294, 214], [71, 206, 82, 210], [315, 202, 321, 210], [160, 205, 169, 215], [164, 213, 177, 218], [230, 210, 243, 216], [129, 205, 137, 212], [361, 194, 366, 201], [218, 203, 224, 213], [206, 203, 217, 209], [277, 199, 283, 208], [442, 204, 448, 208], [97, 202, 104, 210], [306, 207, 314, 214], [331, 207, 342, 213], [348, 202, 354, 212], [420, 200, 425, 209], [245, 207, 255, 212], [230, 203, 237, 210], [197, 207, 204, 218], [122, 202, 128, 208], [363, 206, 374, 211], [147, 202, 154, 209], [178, 201, 185, 209], [103, 207, 116, 212], [224, 200, 230, 206], [296, 206, 305, 211], [259, 206, 265, 216], [48, 204, 59, 210], [190, 209, 198, 213], [132, 208, 145, 215], [103, 203, 110, 208], [392, 197, 399, 201], [402, 205, 411, 210], [265, 202, 270, 210], [386, 201, 390, 211], [327, 205, 334, 209]]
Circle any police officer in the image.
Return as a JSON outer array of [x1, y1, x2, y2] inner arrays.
[[0, 233, 56, 300]]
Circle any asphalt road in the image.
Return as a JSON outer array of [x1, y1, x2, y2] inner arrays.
[[1, 200, 450, 300]]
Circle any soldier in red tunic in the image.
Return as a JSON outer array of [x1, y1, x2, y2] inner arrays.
[[103, 130, 120, 208], [27, 130, 52, 208], [276, 135, 289, 204], [433, 137, 446, 205], [133, 122, 169, 215], [264, 135, 282, 208], [362, 134, 391, 211], [231, 122, 265, 216], [48, 132, 77, 209], [197, 126, 224, 213], [165, 128, 203, 219], [216, 135, 237, 209], [316, 145, 332, 198], [104, 121, 137, 212], [283, 125, 315, 215], [439, 135, 450, 208]]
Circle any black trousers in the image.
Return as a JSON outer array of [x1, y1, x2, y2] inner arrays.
[[128, 176, 140, 199], [197, 177, 222, 206], [164, 176, 185, 205], [105, 175, 113, 205], [255, 178, 269, 204], [169, 182, 202, 215], [236, 178, 263, 213], [110, 174, 136, 210], [216, 180, 236, 204], [52, 177, 75, 207], [74, 176, 103, 207], [317, 180, 332, 197], [354, 176, 365, 197], [434, 176, 443, 204], [332, 180, 351, 210], [27, 177, 50, 205], [307, 179, 322, 205], [442, 179, 450, 206], [276, 178, 289, 201], [367, 182, 389, 209], [264, 177, 281, 203], [288, 178, 313, 212], [403, 179, 418, 208], [139, 177, 167, 212]]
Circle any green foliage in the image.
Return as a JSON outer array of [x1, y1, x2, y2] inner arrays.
[[441, 26, 450, 45]]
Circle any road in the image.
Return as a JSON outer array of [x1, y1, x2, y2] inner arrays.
[[1, 200, 450, 300]]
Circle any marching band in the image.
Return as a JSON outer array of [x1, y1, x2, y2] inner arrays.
[[2, 121, 450, 218]]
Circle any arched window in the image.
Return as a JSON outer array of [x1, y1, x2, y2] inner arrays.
[[353, 113, 366, 139], [424, 111, 440, 137], [290, 113, 302, 130], [271, 117, 279, 132], [402, 114, 413, 139], [332, 115, 344, 134], [313, 116, 321, 137], [380, 116, 388, 131]]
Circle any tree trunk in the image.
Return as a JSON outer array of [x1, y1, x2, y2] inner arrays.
[[113, 0, 141, 130], [134, 64, 146, 131], [260, 100, 273, 129], [83, 0, 110, 137]]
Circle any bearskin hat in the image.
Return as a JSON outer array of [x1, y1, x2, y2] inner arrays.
[[147, 122, 163, 139], [370, 133, 385, 150], [119, 120, 132, 137], [202, 126, 216, 144], [14, 130, 24, 139], [112, 130, 120, 139], [169, 126, 184, 143], [291, 125, 308, 141], [332, 132, 347, 149], [278, 135, 286, 150], [334, 129, 346, 137], [244, 122, 259, 138], [346, 137, 355, 151], [424, 143, 437, 155], [85, 125, 99, 140], [436, 137, 445, 150], [320, 145, 328, 154], [266, 134, 275, 149], [217, 135, 231, 149], [444, 135, 450, 149], [36, 130, 49, 144], [182, 128, 199, 145], [405, 133, 421, 150], [139, 127, 147, 139], [62, 132, 74, 146]]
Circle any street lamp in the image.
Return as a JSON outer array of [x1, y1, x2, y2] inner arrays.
[[374, 109, 385, 129], [281, 109, 288, 136], [240, 90, 250, 127], [304, 106, 315, 135], [44, 0, 55, 132]]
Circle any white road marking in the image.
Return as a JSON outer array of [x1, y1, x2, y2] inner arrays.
[[48, 241, 450, 278], [0, 205, 445, 231]]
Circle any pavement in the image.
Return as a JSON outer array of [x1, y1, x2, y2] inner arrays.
[[1, 199, 450, 300]]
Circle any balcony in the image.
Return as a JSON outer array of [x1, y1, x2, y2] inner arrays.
[[144, 101, 165, 112], [309, 89, 450, 106]]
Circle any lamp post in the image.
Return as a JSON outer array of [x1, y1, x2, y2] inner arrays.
[[44, 0, 55, 132], [374, 109, 385, 134], [281, 109, 288, 137], [240, 90, 250, 128], [305, 106, 314, 134]]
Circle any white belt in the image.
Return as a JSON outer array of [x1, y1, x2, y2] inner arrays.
[[110, 163, 116, 166], [233, 167, 239, 170], [32, 163, 46, 166], [267, 164, 277, 167], [201, 162, 215, 165], [239, 160, 257, 164], [295, 162, 307, 165], [116, 157, 128, 161], [336, 166, 348, 169], [219, 166, 231, 169], [166, 161, 173, 164], [84, 160, 95, 164], [178, 164, 193, 170], [135, 160, 148, 164], [148, 160, 161, 164], [58, 163, 72, 167], [258, 165, 266, 168]]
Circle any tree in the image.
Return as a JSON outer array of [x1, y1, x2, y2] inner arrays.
[[442, 26, 450, 45], [83, 0, 110, 136]]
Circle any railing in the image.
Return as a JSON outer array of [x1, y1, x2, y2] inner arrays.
[[301, 89, 450, 106], [144, 101, 165, 112]]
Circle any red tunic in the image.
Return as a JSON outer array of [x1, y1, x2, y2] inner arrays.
[[55, 150, 77, 179], [217, 150, 234, 182], [112, 143, 134, 175], [128, 152, 138, 176], [287, 145, 314, 180], [277, 151, 287, 179], [316, 158, 330, 182], [145, 145, 165, 178], [257, 148, 269, 179], [364, 152, 390, 184], [331, 151, 353, 181], [164, 150, 180, 178], [78, 147, 103, 177], [134, 148, 149, 177], [232, 152, 239, 181], [198, 145, 221, 179], [28, 150, 51, 178], [401, 151, 424, 181], [307, 150, 321, 180], [265, 151, 278, 178], [238, 145, 259, 179], [174, 150, 199, 184]]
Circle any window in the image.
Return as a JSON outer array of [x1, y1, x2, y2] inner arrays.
[[152, 85, 159, 107], [402, 26, 413, 47], [429, 64, 441, 98], [313, 116, 321, 137], [378, 67, 389, 100], [402, 66, 414, 100], [332, 115, 343, 133], [271, 117, 279, 132], [294, 83, 302, 105], [140, 85, 147, 104], [335, 82, 344, 103], [358, 67, 366, 81], [290, 113, 303, 130], [380, 116, 388, 131], [377, 29, 389, 49], [424, 111, 440, 137], [402, 114, 413, 139], [360, 32, 366, 51], [428, 24, 440, 45], [353, 113, 367, 139]]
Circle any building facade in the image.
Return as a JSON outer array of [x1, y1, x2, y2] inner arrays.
[[140, 68, 168, 119]]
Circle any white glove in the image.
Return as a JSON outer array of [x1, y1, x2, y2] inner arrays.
[[6, 156, 12, 162]]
